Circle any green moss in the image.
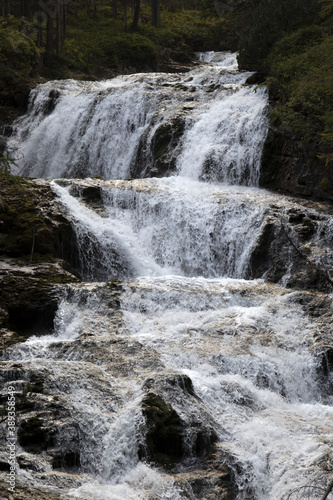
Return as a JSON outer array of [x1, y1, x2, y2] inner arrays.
[[319, 176, 333, 193], [0, 175, 44, 258], [0, 16, 40, 113], [268, 32, 333, 165], [141, 392, 184, 468], [0, 175, 79, 264], [153, 117, 185, 163]]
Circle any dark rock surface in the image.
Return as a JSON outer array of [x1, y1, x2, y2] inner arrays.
[[0, 261, 79, 352], [260, 123, 333, 202], [0, 176, 81, 351], [0, 177, 79, 267], [248, 203, 333, 293]]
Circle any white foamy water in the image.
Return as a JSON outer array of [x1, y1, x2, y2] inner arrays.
[[52, 178, 270, 281], [8, 51, 267, 185], [120, 277, 333, 499], [2, 52, 333, 500], [177, 86, 268, 185]]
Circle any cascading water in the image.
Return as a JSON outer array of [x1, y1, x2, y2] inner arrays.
[[2, 53, 333, 500], [8, 52, 267, 185]]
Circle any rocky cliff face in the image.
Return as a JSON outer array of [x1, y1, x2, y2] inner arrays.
[[0, 176, 80, 352], [260, 104, 333, 202]]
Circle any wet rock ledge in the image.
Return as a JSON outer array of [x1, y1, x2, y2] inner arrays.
[[0, 175, 80, 352]]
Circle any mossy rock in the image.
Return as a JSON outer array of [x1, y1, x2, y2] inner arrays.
[[0, 175, 79, 269], [141, 392, 184, 468], [147, 117, 185, 178]]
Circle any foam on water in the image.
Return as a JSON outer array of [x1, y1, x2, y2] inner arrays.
[[8, 51, 268, 185], [120, 276, 333, 499], [3, 52, 333, 500]]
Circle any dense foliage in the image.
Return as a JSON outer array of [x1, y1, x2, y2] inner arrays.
[[0, 16, 40, 122], [235, 0, 333, 167], [0, 0, 226, 121]]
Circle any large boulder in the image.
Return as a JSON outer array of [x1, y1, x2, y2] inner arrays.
[[248, 206, 333, 292]]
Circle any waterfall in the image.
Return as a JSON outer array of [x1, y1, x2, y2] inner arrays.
[[8, 54, 267, 185], [176, 86, 268, 185], [52, 178, 270, 281], [2, 52, 333, 500]]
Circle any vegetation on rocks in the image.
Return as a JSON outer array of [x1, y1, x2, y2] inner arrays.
[[0, 172, 78, 264], [0, 173, 79, 351], [232, 0, 333, 195], [0, 16, 41, 124], [0, 1, 225, 123]]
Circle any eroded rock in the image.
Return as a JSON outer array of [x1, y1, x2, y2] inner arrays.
[[248, 205, 333, 292], [260, 125, 333, 202]]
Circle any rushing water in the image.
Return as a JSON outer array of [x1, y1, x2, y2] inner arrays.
[[2, 53, 333, 499], [8, 52, 267, 185]]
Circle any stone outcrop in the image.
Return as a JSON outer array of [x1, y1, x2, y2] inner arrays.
[[134, 116, 186, 179], [248, 203, 333, 293], [0, 175, 80, 351], [141, 374, 218, 466], [260, 119, 333, 202], [291, 290, 333, 396], [0, 262, 79, 352], [0, 177, 79, 265]]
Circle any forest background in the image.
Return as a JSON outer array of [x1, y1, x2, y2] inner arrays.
[[0, 0, 332, 176]]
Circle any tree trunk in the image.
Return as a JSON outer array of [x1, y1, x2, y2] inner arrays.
[[56, 1, 65, 57], [36, 12, 43, 50], [112, 0, 117, 19], [131, 0, 140, 30], [151, 0, 160, 27], [45, 12, 54, 64], [123, 0, 127, 29]]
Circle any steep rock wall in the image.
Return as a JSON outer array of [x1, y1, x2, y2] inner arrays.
[[260, 109, 333, 202], [0, 176, 80, 351]]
